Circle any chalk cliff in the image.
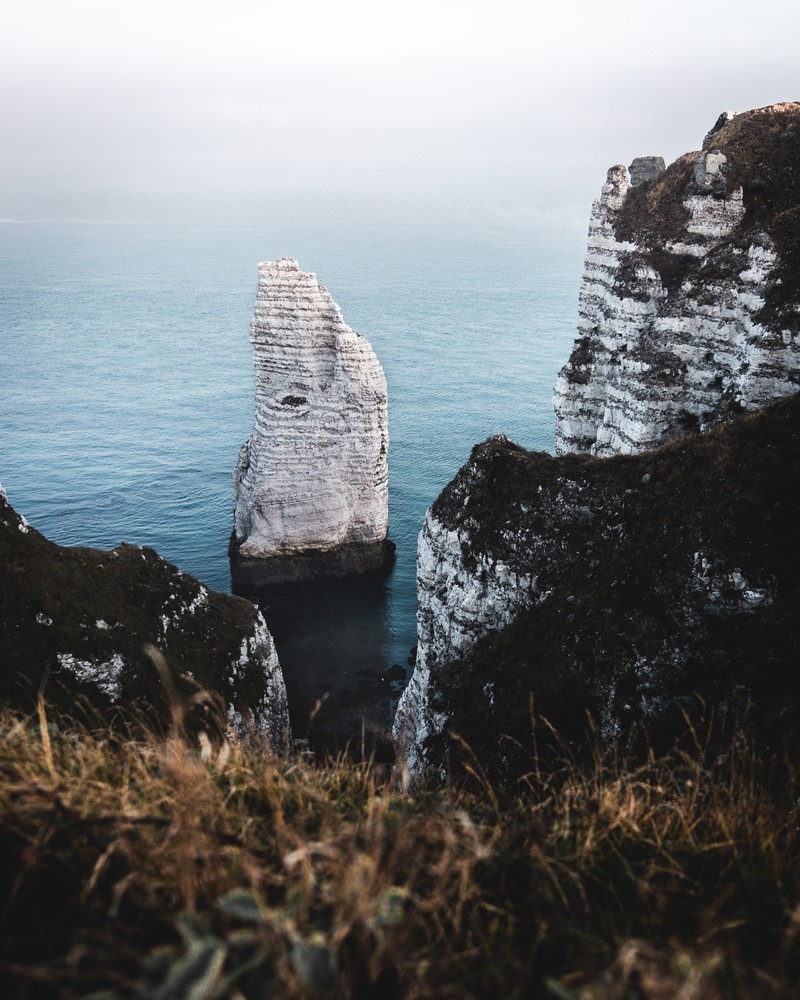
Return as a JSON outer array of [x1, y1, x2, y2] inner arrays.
[[395, 105, 800, 779], [231, 258, 391, 585], [394, 396, 800, 778], [554, 103, 800, 456], [0, 486, 290, 750]]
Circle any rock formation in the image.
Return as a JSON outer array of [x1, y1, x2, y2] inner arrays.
[[0, 485, 290, 750], [554, 103, 800, 456], [394, 395, 800, 779], [231, 258, 391, 585], [395, 105, 800, 780]]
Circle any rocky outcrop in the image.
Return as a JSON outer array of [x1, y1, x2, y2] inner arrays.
[[394, 396, 800, 779], [395, 104, 800, 781], [0, 485, 290, 750], [393, 471, 541, 777], [231, 258, 391, 585], [554, 103, 800, 456]]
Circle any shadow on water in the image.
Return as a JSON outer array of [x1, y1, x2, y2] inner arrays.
[[233, 561, 404, 761]]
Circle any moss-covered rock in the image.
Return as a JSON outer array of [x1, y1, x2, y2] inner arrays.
[[0, 487, 289, 749], [399, 394, 800, 780]]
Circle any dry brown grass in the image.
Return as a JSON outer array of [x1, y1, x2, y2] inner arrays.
[[0, 702, 797, 999]]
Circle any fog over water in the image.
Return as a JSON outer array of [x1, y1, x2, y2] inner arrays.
[[3, 0, 798, 213]]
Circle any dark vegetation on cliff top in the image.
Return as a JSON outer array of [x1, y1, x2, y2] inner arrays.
[[612, 102, 800, 332], [430, 393, 800, 779], [0, 702, 798, 999], [0, 493, 274, 740]]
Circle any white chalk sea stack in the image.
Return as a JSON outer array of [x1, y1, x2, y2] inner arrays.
[[231, 258, 392, 585]]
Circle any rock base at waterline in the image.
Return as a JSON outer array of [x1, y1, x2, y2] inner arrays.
[[230, 534, 395, 587], [231, 258, 390, 585]]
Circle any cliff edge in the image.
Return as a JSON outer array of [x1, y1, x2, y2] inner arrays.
[[394, 395, 800, 779], [395, 104, 800, 779], [0, 486, 290, 749], [554, 103, 800, 456]]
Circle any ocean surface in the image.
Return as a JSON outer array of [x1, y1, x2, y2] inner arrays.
[[0, 191, 587, 742]]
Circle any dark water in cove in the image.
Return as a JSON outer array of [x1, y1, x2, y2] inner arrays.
[[0, 193, 586, 744]]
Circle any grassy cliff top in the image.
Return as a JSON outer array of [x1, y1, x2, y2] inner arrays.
[[0, 705, 797, 998], [612, 102, 800, 331]]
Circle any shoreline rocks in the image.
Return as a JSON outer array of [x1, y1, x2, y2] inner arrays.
[[0, 485, 290, 751], [231, 258, 392, 585], [230, 536, 395, 588]]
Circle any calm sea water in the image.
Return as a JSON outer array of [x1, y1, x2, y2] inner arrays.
[[0, 192, 586, 741]]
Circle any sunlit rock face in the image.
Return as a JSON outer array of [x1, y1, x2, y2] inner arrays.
[[554, 103, 800, 457], [0, 485, 290, 752], [231, 258, 391, 585]]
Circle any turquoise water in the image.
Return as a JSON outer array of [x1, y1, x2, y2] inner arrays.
[[0, 194, 586, 736]]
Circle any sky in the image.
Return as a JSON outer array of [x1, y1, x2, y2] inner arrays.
[[1, 0, 798, 214]]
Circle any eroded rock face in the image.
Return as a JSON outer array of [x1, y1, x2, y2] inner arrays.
[[0, 485, 290, 750], [628, 156, 665, 187], [393, 481, 540, 777], [231, 258, 391, 585], [395, 105, 800, 781], [393, 397, 800, 779], [554, 103, 800, 457]]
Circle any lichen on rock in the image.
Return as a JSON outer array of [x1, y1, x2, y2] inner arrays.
[[231, 258, 392, 585]]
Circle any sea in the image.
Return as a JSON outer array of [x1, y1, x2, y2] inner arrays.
[[0, 185, 589, 744]]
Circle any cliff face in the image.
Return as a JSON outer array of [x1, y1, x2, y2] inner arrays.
[[554, 103, 800, 456], [394, 396, 800, 778], [0, 486, 290, 750], [231, 258, 391, 585], [393, 455, 541, 777], [395, 104, 800, 778]]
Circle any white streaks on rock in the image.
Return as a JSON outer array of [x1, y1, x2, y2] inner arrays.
[[554, 134, 799, 457], [226, 609, 290, 750], [57, 652, 126, 701], [394, 507, 537, 779], [232, 258, 390, 584]]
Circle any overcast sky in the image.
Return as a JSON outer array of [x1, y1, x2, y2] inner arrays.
[[2, 0, 797, 210]]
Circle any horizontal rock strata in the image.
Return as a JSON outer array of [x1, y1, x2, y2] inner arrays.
[[0, 486, 290, 750], [554, 103, 800, 456], [231, 258, 391, 585], [393, 395, 800, 779], [396, 103, 800, 782]]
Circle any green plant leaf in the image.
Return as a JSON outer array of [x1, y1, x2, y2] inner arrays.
[[290, 935, 338, 997], [177, 913, 212, 945], [149, 940, 226, 1000], [216, 888, 266, 925], [372, 885, 410, 927]]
